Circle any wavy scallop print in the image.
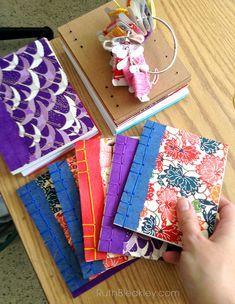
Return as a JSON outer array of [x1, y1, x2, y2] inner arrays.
[[1, 53, 19, 71], [53, 68, 68, 96], [0, 37, 96, 170], [25, 70, 40, 101]]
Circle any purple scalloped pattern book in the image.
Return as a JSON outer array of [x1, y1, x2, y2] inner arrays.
[[99, 135, 167, 259], [0, 38, 96, 172]]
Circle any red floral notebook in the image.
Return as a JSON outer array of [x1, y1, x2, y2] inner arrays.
[[75, 138, 117, 261], [114, 120, 229, 246]]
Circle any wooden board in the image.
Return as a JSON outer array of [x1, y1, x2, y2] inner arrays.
[[58, 0, 191, 125], [0, 0, 235, 303]]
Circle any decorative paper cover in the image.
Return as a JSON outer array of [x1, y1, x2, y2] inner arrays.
[[0, 37, 97, 173], [75, 137, 117, 261], [99, 135, 167, 258], [17, 179, 135, 297], [48, 159, 129, 278], [114, 120, 229, 246], [58, 0, 191, 127], [35, 172, 74, 248]]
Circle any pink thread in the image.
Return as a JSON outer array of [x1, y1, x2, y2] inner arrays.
[[132, 71, 152, 99], [131, 54, 145, 65], [122, 64, 133, 87], [123, 52, 152, 99]]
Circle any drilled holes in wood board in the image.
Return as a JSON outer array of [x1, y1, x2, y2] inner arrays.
[[105, 86, 115, 99], [68, 29, 83, 48]]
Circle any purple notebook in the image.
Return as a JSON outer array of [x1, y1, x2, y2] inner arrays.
[[0, 38, 97, 174], [99, 135, 167, 259]]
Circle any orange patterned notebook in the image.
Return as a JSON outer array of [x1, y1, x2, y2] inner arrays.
[[75, 137, 115, 261]]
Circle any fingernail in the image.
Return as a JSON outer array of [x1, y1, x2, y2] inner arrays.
[[177, 198, 189, 211]]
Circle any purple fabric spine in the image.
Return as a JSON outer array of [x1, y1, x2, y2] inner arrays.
[[99, 135, 138, 254], [99, 135, 166, 259]]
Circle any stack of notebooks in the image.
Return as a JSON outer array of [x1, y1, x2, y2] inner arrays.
[[17, 120, 229, 297], [0, 37, 98, 176], [58, 0, 191, 134]]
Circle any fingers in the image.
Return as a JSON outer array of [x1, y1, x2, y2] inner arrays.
[[210, 197, 235, 242], [162, 251, 181, 264], [218, 197, 235, 231], [218, 197, 235, 220], [177, 198, 202, 250]]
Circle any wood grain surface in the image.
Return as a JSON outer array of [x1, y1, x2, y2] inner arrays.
[[0, 0, 234, 303]]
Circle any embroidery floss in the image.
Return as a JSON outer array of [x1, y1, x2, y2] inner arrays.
[[132, 71, 152, 102], [123, 48, 152, 100], [122, 64, 134, 92], [112, 54, 128, 86], [99, 1, 178, 102], [111, 44, 129, 86]]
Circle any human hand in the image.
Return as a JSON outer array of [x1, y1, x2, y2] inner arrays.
[[163, 197, 235, 304]]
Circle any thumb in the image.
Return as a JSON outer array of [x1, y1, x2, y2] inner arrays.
[[177, 197, 202, 250]]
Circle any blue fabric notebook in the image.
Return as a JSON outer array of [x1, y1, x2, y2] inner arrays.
[[114, 120, 165, 230], [17, 180, 89, 295], [48, 160, 105, 278]]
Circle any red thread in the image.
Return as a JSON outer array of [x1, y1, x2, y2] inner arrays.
[[112, 55, 125, 80]]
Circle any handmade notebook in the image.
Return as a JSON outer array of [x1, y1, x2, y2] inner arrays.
[[114, 120, 229, 246], [75, 137, 117, 261], [17, 178, 134, 297], [58, 0, 191, 134], [35, 170, 103, 279], [99, 135, 167, 258], [36, 172, 74, 248], [0, 37, 98, 176], [48, 159, 129, 278], [66, 156, 131, 266]]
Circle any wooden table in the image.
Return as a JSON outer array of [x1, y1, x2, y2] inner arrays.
[[0, 0, 234, 303]]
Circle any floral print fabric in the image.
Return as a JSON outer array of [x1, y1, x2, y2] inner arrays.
[[35, 172, 74, 248], [99, 138, 114, 194], [137, 126, 228, 246]]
